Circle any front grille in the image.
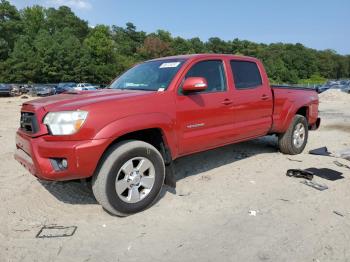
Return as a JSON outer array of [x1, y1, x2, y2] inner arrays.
[[20, 112, 39, 133]]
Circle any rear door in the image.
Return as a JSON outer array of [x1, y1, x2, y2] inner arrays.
[[229, 60, 273, 140], [176, 59, 235, 155]]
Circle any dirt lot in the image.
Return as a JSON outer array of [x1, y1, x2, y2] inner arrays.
[[1, 90, 350, 262]]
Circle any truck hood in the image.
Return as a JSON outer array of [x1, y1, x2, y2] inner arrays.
[[23, 89, 155, 112]]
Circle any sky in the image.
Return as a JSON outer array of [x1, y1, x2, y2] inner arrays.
[[10, 0, 350, 55]]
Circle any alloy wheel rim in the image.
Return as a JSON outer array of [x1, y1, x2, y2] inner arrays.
[[293, 123, 305, 148], [115, 157, 155, 203]]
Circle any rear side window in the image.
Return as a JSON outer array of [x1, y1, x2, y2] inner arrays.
[[230, 61, 262, 89], [185, 60, 227, 93]]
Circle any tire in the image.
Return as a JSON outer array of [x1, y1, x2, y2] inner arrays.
[[92, 140, 165, 216], [278, 114, 308, 155]]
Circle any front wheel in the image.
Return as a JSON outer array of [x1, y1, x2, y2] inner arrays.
[[92, 140, 165, 216], [278, 114, 308, 155]]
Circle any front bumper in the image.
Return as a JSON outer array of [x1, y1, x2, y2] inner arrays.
[[14, 131, 111, 181]]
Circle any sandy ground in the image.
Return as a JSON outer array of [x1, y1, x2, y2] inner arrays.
[[1, 90, 350, 262]]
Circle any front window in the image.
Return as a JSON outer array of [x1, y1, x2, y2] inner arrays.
[[184, 60, 227, 93], [110, 59, 186, 91]]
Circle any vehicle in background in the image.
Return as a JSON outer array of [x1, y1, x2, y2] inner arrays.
[[339, 80, 350, 86], [316, 79, 349, 93], [0, 83, 10, 96], [98, 84, 108, 89], [0, 84, 21, 96], [316, 84, 332, 93], [15, 54, 321, 216], [326, 80, 338, 86], [341, 80, 350, 93], [330, 85, 345, 91], [327, 79, 350, 91], [55, 82, 76, 94], [342, 83, 350, 94], [23, 84, 34, 94], [18, 84, 29, 94], [33, 85, 56, 97], [10, 84, 22, 96], [74, 83, 98, 91]]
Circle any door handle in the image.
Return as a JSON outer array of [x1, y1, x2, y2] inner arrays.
[[222, 99, 233, 105], [261, 94, 269, 100]]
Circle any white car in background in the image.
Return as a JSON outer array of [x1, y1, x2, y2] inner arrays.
[[74, 83, 98, 91]]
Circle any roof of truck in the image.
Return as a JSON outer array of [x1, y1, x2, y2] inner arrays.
[[150, 53, 259, 62]]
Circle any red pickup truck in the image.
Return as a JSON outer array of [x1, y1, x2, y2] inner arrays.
[[15, 54, 320, 216]]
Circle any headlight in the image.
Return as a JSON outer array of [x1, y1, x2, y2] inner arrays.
[[43, 111, 88, 135]]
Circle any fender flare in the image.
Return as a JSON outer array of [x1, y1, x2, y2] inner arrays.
[[280, 103, 311, 132]]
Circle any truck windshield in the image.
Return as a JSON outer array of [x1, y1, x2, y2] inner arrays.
[[110, 59, 186, 91]]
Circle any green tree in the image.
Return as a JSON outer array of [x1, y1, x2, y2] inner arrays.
[[188, 37, 207, 53], [0, 2, 349, 84], [45, 6, 89, 40], [0, 0, 22, 60], [20, 5, 45, 39], [81, 25, 118, 83], [171, 37, 193, 55], [206, 37, 231, 53], [112, 22, 146, 58], [316, 50, 338, 79], [4, 35, 38, 82], [33, 28, 83, 82]]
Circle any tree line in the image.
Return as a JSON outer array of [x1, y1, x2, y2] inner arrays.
[[0, 0, 349, 84]]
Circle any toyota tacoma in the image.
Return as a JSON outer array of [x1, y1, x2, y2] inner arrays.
[[15, 54, 320, 216]]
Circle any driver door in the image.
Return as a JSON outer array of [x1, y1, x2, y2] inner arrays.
[[175, 59, 235, 155]]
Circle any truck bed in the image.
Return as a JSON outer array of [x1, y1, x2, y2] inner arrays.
[[271, 86, 319, 133]]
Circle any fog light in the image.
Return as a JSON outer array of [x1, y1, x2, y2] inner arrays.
[[61, 159, 68, 169], [50, 158, 68, 171]]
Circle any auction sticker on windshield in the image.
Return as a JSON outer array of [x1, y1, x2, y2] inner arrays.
[[159, 62, 180, 68]]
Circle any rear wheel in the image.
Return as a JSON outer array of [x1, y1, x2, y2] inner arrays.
[[278, 114, 308, 155], [92, 140, 165, 216]]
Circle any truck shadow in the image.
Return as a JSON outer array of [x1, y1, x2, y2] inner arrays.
[[39, 136, 278, 205], [39, 179, 97, 205], [161, 135, 278, 197], [174, 136, 277, 180]]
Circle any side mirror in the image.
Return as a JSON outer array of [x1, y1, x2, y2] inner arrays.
[[182, 77, 208, 93]]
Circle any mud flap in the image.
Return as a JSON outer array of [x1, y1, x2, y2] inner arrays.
[[165, 162, 176, 188], [159, 142, 176, 188], [309, 117, 321, 130]]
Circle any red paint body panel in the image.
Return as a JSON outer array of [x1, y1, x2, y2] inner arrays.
[[15, 130, 112, 180], [271, 87, 319, 133], [228, 59, 274, 139], [14, 54, 320, 181]]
